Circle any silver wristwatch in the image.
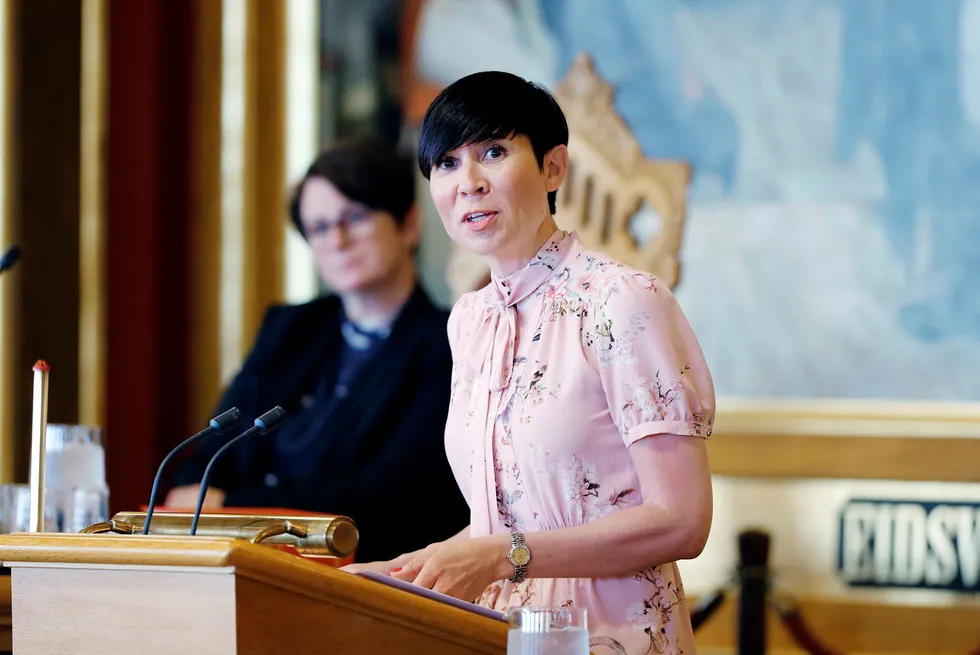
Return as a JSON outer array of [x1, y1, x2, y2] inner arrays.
[[506, 531, 531, 583]]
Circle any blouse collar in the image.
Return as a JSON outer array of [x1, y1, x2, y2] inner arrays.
[[463, 230, 576, 392], [487, 229, 576, 308]]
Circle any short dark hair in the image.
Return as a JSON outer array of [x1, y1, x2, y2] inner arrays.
[[418, 71, 569, 215], [288, 137, 415, 238]]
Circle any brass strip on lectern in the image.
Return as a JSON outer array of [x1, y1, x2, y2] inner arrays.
[[83, 512, 358, 558]]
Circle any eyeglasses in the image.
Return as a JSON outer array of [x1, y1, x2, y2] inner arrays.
[[304, 205, 377, 240]]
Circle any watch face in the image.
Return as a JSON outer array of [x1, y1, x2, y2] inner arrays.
[[510, 546, 531, 565]]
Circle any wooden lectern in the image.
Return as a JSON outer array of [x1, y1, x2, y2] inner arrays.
[[0, 533, 508, 654]]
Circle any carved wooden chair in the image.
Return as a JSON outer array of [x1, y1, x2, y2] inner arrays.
[[446, 53, 693, 300]]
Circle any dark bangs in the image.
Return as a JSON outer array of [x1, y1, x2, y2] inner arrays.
[[288, 137, 415, 238], [417, 71, 569, 180]]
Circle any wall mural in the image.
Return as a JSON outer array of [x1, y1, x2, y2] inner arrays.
[[413, 0, 980, 405]]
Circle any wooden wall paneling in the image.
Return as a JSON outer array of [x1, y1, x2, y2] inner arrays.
[[78, 0, 108, 430], [241, 0, 286, 355], [190, 0, 224, 427], [0, 0, 19, 483], [11, 0, 83, 481], [216, 0, 287, 390]]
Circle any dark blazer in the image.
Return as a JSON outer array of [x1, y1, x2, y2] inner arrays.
[[172, 286, 470, 563]]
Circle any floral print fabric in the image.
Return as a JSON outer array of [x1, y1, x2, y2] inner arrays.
[[445, 230, 715, 654]]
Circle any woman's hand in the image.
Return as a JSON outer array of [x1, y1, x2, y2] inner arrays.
[[339, 560, 397, 576], [339, 546, 429, 576], [390, 534, 511, 601]]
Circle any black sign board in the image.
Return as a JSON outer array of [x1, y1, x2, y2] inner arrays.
[[837, 498, 980, 593]]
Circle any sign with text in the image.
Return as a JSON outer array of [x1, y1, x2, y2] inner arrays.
[[837, 499, 980, 593]]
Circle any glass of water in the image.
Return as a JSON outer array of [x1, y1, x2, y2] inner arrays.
[[505, 606, 625, 655], [0, 483, 57, 533], [46, 424, 108, 532], [65, 486, 109, 533]]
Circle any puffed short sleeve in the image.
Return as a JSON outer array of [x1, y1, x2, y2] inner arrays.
[[585, 271, 715, 446]]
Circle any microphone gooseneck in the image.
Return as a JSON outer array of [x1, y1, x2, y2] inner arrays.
[[143, 407, 243, 535], [189, 406, 287, 536]]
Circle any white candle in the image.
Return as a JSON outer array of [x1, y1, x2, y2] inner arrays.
[[28, 359, 50, 533]]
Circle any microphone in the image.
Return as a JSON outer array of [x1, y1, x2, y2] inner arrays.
[[0, 245, 22, 274], [142, 407, 243, 535], [189, 406, 287, 536]]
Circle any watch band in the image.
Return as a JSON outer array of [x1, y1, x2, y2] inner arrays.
[[507, 531, 530, 584]]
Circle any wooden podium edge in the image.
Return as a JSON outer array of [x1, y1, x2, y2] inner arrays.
[[0, 532, 238, 568], [0, 533, 507, 652], [230, 542, 506, 651]]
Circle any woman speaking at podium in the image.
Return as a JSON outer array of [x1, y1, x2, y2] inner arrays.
[[346, 72, 716, 653]]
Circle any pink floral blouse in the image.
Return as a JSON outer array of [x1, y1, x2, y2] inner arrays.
[[444, 230, 715, 655]]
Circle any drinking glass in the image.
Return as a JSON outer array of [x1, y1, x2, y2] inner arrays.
[[46, 424, 107, 532], [505, 606, 626, 655], [46, 424, 105, 490], [65, 486, 109, 533], [0, 483, 57, 533]]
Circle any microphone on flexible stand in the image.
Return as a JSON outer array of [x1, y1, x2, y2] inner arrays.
[[189, 406, 287, 536], [0, 245, 22, 274], [142, 407, 243, 535]]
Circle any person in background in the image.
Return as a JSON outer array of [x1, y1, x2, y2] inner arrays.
[[167, 136, 469, 564], [346, 73, 715, 654]]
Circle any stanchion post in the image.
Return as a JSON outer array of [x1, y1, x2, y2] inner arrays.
[[737, 529, 771, 655]]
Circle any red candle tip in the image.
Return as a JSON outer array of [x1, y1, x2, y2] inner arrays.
[[32, 360, 50, 372]]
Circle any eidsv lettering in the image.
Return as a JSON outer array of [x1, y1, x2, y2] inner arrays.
[[840, 503, 980, 589]]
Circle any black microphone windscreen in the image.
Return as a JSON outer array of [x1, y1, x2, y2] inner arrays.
[[0, 245, 22, 273], [209, 407, 243, 434], [254, 406, 287, 434]]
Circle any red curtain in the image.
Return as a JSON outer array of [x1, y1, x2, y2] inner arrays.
[[105, 0, 196, 513]]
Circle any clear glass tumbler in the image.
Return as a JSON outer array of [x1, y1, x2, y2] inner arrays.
[[505, 606, 626, 655], [0, 483, 57, 533], [45, 424, 107, 532]]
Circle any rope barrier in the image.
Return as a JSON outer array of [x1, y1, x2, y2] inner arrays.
[[689, 587, 727, 631], [689, 529, 979, 655], [769, 593, 843, 655]]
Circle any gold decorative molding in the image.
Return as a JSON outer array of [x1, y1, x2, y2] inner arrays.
[[78, 0, 107, 429], [553, 53, 645, 170], [710, 432, 980, 482], [240, 0, 286, 349], [218, 0, 247, 387], [553, 53, 691, 290], [716, 397, 980, 439], [189, 0, 299, 417], [282, 0, 320, 304], [0, 0, 18, 483], [190, 0, 224, 425], [711, 399, 980, 482], [216, 0, 287, 391]]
